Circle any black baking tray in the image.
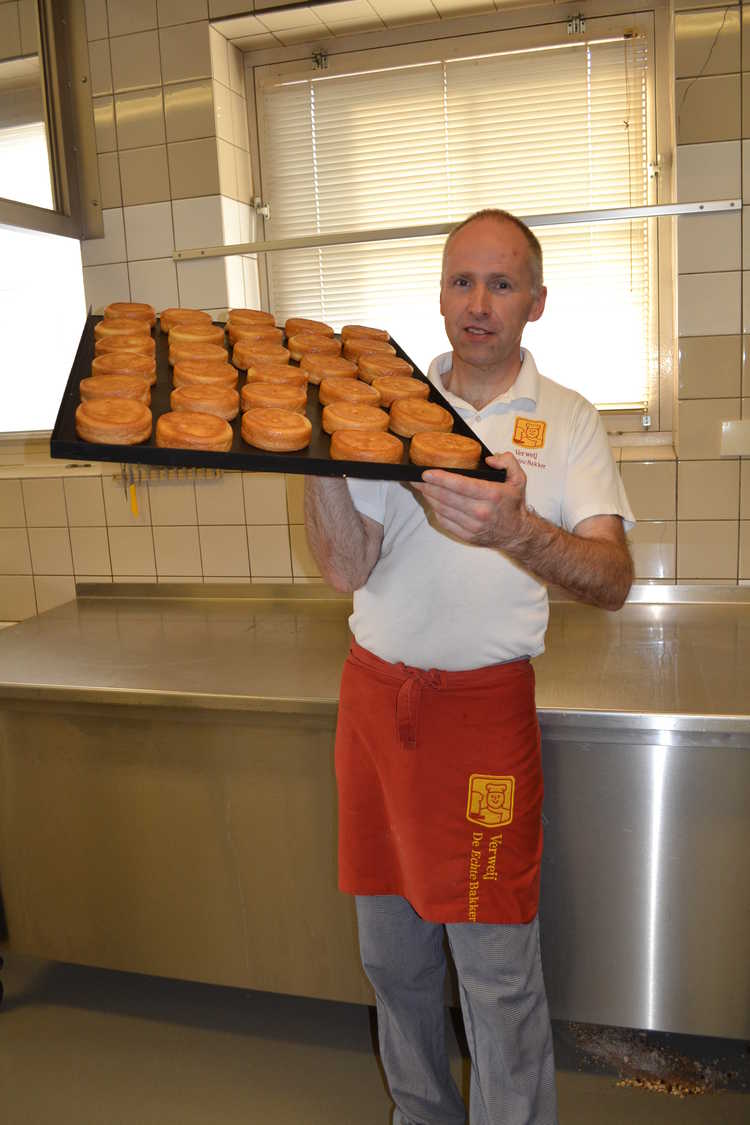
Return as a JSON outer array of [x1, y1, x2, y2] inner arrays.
[[50, 316, 505, 482]]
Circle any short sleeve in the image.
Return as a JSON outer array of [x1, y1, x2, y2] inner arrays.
[[346, 477, 388, 524], [562, 399, 635, 533]]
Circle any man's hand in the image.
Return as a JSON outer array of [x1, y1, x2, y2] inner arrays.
[[412, 452, 531, 550]]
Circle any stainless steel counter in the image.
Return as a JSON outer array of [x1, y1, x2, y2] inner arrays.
[[0, 584, 748, 1036]]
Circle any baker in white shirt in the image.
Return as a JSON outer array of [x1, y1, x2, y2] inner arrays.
[[305, 209, 634, 1125]]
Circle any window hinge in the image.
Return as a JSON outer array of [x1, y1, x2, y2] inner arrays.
[[312, 50, 328, 70], [567, 14, 586, 35], [253, 197, 271, 220], [648, 156, 661, 180]]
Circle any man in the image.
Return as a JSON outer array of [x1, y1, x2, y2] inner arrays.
[[304, 209, 634, 1125]]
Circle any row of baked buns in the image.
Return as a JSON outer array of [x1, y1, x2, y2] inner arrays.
[[74, 303, 482, 467]]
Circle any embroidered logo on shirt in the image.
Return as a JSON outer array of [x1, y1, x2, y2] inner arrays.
[[466, 774, 515, 827], [513, 417, 546, 449]]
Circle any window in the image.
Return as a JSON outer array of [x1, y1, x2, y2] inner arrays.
[[255, 12, 666, 427]]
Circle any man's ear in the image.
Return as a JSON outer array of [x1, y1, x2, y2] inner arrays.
[[527, 286, 547, 323]]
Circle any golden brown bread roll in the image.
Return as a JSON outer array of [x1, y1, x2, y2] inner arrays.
[[227, 323, 283, 346], [409, 432, 482, 470], [358, 354, 413, 383], [95, 334, 156, 357], [172, 360, 238, 388], [103, 301, 155, 325], [245, 364, 307, 388], [79, 374, 151, 404], [321, 402, 389, 434], [341, 324, 390, 342], [319, 377, 381, 407], [228, 308, 275, 327], [90, 351, 156, 384], [329, 429, 403, 464], [94, 317, 150, 340], [169, 323, 225, 348], [75, 398, 152, 444], [343, 338, 396, 362], [241, 408, 312, 452], [159, 307, 212, 332], [232, 341, 290, 369], [168, 341, 228, 366], [240, 382, 307, 413], [389, 398, 454, 438], [156, 411, 233, 451], [170, 384, 239, 420], [287, 334, 341, 363], [371, 375, 430, 408], [300, 354, 357, 385], [284, 317, 334, 338]]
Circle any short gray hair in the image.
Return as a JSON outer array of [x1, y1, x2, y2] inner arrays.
[[441, 208, 544, 296]]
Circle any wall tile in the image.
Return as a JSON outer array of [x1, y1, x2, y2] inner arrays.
[[88, 39, 113, 97], [217, 138, 238, 198], [677, 459, 740, 519], [83, 262, 131, 313], [34, 576, 76, 614], [27, 528, 73, 575], [290, 524, 320, 578], [81, 206, 126, 267], [678, 335, 741, 398], [85, 0, 109, 40], [213, 79, 233, 143], [677, 397, 741, 458], [102, 474, 151, 525], [677, 520, 738, 579], [108, 525, 156, 575], [745, 338, 750, 398], [740, 521, 750, 579], [285, 474, 304, 523], [119, 144, 170, 205], [107, 0, 157, 37], [164, 79, 215, 143], [744, 272, 750, 333], [70, 526, 111, 574], [110, 30, 162, 92], [159, 21, 211, 85], [64, 477, 106, 526], [243, 473, 287, 523], [0, 480, 26, 526], [0, 6, 20, 61], [158, 0, 208, 26], [0, 576, 36, 621], [22, 478, 67, 526], [225, 256, 244, 306], [18, 0, 37, 54], [123, 200, 174, 261], [153, 525, 202, 575], [221, 196, 241, 244], [675, 74, 740, 144], [128, 257, 179, 311], [93, 95, 117, 152], [199, 524, 249, 576], [148, 478, 197, 524], [97, 152, 122, 208], [745, 75, 750, 140], [209, 26, 230, 87], [743, 141, 750, 203], [676, 141, 741, 203], [742, 461, 750, 520], [235, 146, 252, 201], [242, 257, 261, 307], [231, 91, 249, 150], [620, 461, 676, 521], [114, 86, 165, 150], [195, 473, 244, 523], [674, 8, 740, 78], [168, 138, 221, 198], [0, 529, 32, 576], [176, 257, 229, 308], [626, 522, 676, 580], [228, 42, 244, 95], [172, 195, 223, 251], [248, 525, 292, 577], [677, 211, 741, 273], [678, 272, 741, 335]]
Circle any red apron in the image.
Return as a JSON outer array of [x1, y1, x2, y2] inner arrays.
[[335, 640, 544, 924]]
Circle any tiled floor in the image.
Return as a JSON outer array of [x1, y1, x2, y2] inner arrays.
[[0, 952, 747, 1124]]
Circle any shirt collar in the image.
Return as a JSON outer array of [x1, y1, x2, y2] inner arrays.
[[427, 348, 540, 417]]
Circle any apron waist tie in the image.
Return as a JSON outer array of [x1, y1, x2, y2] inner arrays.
[[396, 667, 448, 750]]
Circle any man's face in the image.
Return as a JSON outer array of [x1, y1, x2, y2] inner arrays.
[[440, 218, 546, 374]]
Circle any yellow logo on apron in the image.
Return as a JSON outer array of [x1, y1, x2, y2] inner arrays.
[[513, 417, 546, 448], [466, 774, 515, 827]]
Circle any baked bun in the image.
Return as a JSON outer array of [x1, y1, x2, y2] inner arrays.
[[91, 351, 157, 384], [169, 323, 225, 348], [168, 341, 228, 366], [170, 384, 239, 420], [358, 354, 413, 383], [159, 307, 212, 332], [228, 308, 275, 327], [389, 397, 454, 437], [330, 429, 403, 464], [300, 354, 357, 385], [94, 317, 150, 340], [321, 402, 389, 434], [245, 364, 307, 388], [103, 301, 155, 325], [75, 398, 152, 445], [319, 377, 381, 407], [79, 374, 151, 404], [343, 338, 396, 362], [172, 360, 238, 388], [232, 342, 290, 369], [341, 324, 390, 342], [371, 375, 430, 408], [156, 411, 233, 452], [241, 408, 312, 452], [240, 382, 307, 413], [95, 334, 156, 357], [284, 317, 334, 338], [227, 323, 283, 346], [409, 432, 482, 470], [287, 333, 341, 363]]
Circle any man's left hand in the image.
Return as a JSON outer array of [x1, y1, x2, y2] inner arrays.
[[412, 451, 530, 549]]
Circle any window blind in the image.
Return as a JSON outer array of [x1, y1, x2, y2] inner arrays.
[[258, 32, 652, 410]]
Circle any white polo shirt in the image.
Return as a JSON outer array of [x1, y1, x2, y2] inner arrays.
[[346, 348, 634, 671]]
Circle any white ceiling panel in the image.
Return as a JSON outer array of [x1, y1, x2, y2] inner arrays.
[[256, 6, 328, 31], [370, 0, 440, 24]]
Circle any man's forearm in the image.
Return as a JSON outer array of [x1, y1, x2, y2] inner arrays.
[[505, 509, 633, 610], [304, 477, 383, 592]]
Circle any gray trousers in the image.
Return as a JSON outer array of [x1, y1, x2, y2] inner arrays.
[[355, 895, 558, 1125]]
